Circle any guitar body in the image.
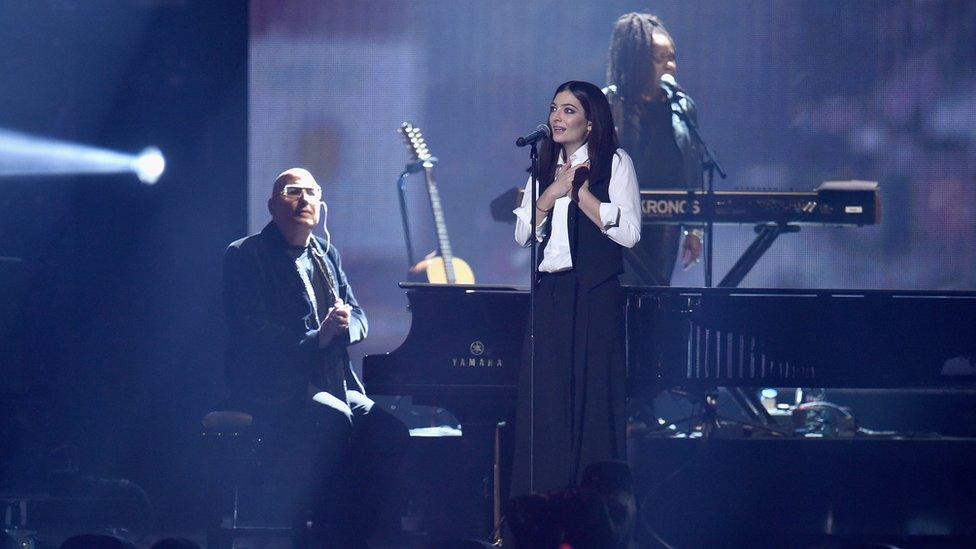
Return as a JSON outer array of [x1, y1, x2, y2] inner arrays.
[[418, 256, 475, 284]]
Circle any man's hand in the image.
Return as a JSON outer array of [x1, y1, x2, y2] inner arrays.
[[317, 299, 353, 347], [681, 232, 702, 270]]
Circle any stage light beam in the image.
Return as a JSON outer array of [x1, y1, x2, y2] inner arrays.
[[0, 129, 166, 185]]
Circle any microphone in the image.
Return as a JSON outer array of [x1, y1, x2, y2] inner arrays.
[[515, 124, 550, 147], [659, 74, 685, 99], [320, 200, 332, 253]]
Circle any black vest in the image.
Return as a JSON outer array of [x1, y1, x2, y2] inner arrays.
[[538, 157, 625, 289]]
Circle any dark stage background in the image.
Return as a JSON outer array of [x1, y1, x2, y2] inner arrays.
[[0, 0, 974, 538], [0, 0, 246, 530]]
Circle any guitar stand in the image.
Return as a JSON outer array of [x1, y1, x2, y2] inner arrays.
[[396, 170, 418, 267]]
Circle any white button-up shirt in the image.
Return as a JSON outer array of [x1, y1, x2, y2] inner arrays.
[[514, 144, 642, 273]]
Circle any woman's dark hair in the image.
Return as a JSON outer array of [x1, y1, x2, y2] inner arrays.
[[538, 80, 619, 188], [606, 12, 675, 101]]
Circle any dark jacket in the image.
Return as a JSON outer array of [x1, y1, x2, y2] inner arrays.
[[610, 89, 704, 286], [222, 222, 367, 409], [671, 92, 704, 191], [610, 92, 702, 189], [611, 90, 703, 190]]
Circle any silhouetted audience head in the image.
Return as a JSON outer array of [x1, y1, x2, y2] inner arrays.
[[505, 461, 636, 549]]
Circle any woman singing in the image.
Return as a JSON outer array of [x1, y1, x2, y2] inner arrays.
[[511, 80, 641, 496]]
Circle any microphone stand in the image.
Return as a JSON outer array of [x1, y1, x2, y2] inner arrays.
[[527, 141, 540, 493], [670, 92, 726, 287], [396, 170, 417, 268]]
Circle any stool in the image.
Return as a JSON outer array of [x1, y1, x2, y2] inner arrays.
[[200, 410, 295, 548]]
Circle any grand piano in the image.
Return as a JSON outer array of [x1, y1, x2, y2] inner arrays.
[[363, 282, 976, 540], [364, 285, 976, 422]]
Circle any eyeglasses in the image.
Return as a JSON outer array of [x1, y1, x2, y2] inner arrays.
[[280, 185, 322, 201]]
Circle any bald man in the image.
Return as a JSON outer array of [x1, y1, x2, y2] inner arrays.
[[223, 168, 405, 548]]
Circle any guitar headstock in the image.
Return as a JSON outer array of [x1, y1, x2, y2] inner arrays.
[[398, 122, 433, 164]]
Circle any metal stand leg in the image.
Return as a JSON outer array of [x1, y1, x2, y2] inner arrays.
[[719, 223, 800, 288]]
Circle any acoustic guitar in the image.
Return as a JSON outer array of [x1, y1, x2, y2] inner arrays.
[[397, 122, 475, 284]]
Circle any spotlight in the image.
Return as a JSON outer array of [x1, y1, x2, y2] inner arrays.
[[0, 129, 165, 185], [132, 146, 165, 185]]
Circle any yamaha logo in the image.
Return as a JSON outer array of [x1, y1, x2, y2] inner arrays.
[[452, 340, 502, 367]]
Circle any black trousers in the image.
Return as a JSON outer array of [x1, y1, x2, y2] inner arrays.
[[511, 270, 627, 498], [242, 391, 408, 548], [296, 395, 408, 547]]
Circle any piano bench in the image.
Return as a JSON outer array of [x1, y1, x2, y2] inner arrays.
[[199, 410, 301, 549]]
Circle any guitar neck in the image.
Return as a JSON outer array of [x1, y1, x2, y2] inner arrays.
[[423, 166, 456, 283]]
